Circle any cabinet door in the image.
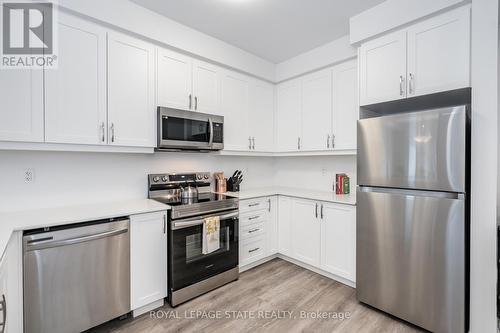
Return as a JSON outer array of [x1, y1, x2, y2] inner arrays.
[[278, 196, 293, 256], [157, 48, 192, 110], [192, 60, 221, 114], [276, 79, 301, 151], [0, 70, 43, 142], [359, 30, 407, 105], [407, 6, 470, 97], [249, 81, 274, 152], [45, 14, 107, 145], [221, 71, 250, 151], [108, 32, 155, 147], [332, 60, 358, 150], [266, 196, 279, 255], [130, 212, 167, 310], [320, 203, 356, 281], [301, 69, 333, 151], [291, 199, 321, 266]]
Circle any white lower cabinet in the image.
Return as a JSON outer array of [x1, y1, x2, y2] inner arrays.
[[0, 233, 23, 333], [130, 211, 168, 311], [277, 196, 356, 283], [239, 196, 277, 268], [320, 203, 356, 281]]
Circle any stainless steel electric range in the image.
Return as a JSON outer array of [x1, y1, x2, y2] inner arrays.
[[148, 172, 239, 307]]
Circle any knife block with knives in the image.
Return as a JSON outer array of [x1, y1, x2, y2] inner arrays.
[[227, 170, 243, 192]]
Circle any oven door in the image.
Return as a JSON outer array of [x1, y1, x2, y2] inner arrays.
[[158, 107, 224, 150], [169, 210, 238, 292]]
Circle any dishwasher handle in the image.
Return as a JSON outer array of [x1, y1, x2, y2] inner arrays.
[[25, 228, 128, 251]]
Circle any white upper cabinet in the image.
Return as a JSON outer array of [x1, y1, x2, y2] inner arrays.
[[45, 14, 107, 145], [192, 60, 221, 114], [359, 30, 407, 106], [332, 60, 358, 150], [291, 199, 321, 267], [221, 71, 250, 151], [0, 70, 43, 142], [276, 79, 302, 152], [320, 203, 356, 281], [130, 212, 167, 310], [249, 80, 275, 152], [301, 69, 333, 151], [157, 48, 192, 110], [359, 5, 470, 105], [406, 6, 470, 97], [108, 32, 155, 147]]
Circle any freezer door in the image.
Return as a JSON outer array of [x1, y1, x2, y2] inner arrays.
[[356, 187, 465, 333], [358, 106, 466, 192]]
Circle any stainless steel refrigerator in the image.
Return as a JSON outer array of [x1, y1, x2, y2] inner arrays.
[[356, 102, 469, 333]]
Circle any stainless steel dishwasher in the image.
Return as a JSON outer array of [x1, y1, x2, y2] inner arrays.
[[23, 218, 130, 333]]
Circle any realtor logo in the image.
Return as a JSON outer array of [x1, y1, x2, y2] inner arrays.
[[1, 1, 57, 68]]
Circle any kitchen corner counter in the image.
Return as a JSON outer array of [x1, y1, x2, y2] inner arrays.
[[0, 199, 170, 258], [221, 187, 356, 206]]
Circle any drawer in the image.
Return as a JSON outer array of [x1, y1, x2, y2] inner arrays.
[[240, 222, 265, 240], [240, 236, 266, 266], [239, 197, 271, 213], [240, 211, 268, 227]]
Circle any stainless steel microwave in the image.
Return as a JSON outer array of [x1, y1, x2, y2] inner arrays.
[[157, 107, 224, 151]]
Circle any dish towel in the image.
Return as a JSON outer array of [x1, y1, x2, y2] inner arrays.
[[202, 216, 220, 254]]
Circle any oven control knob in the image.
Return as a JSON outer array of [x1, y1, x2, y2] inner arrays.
[[153, 176, 160, 183], [162, 176, 168, 182], [197, 174, 203, 180], [204, 174, 209, 180]]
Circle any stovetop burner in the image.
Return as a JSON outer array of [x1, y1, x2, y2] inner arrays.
[[148, 172, 239, 219]]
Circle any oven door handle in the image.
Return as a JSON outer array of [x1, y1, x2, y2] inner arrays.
[[172, 211, 238, 230]]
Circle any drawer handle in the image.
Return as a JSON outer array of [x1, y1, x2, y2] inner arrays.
[[0, 294, 6, 333], [249, 247, 260, 253], [248, 216, 260, 220], [248, 203, 260, 207], [248, 228, 260, 233]]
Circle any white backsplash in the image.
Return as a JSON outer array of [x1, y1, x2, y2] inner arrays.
[[0, 151, 355, 212]]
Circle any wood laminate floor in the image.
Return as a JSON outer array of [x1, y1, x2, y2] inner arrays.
[[92, 258, 424, 333]]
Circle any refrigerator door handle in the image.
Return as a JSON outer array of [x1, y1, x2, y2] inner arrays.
[[358, 186, 465, 200]]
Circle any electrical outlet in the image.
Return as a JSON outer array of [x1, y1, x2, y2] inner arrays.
[[321, 168, 327, 176], [24, 168, 35, 183]]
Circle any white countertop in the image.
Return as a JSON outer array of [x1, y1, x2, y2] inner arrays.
[[220, 187, 356, 205], [0, 199, 170, 258]]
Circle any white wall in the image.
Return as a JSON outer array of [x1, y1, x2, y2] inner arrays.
[[469, 0, 499, 331], [58, 0, 275, 81], [274, 156, 356, 193], [0, 151, 274, 212]]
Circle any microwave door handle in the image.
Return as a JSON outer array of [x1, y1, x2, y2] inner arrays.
[[208, 117, 214, 147]]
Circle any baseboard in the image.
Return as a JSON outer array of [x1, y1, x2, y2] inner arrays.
[[277, 254, 356, 288], [239, 254, 278, 272], [132, 299, 164, 318]]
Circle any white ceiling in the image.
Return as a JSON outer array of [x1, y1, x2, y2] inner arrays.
[[130, 0, 385, 63]]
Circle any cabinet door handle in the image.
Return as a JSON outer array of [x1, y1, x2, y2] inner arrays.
[[248, 203, 260, 207], [248, 228, 260, 233], [268, 198, 271, 212], [315, 203, 318, 218], [248, 136, 252, 150], [320, 204, 324, 219], [332, 134, 335, 149], [327, 134, 330, 149], [408, 73, 414, 95], [0, 294, 6, 333], [249, 247, 260, 253], [189, 94, 192, 109], [163, 215, 166, 234], [110, 123, 115, 143], [399, 75, 405, 96], [248, 215, 260, 220], [298, 137, 301, 150], [252, 137, 255, 150], [195, 96, 198, 110], [100, 122, 105, 142]]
